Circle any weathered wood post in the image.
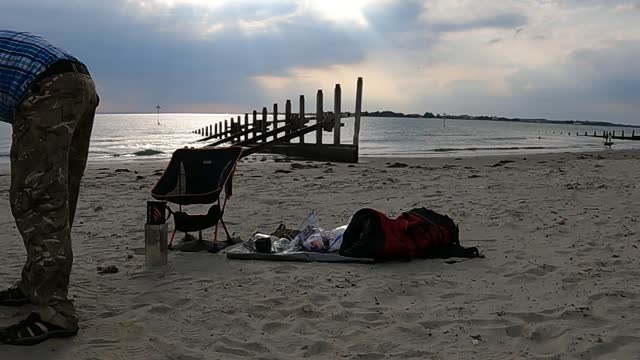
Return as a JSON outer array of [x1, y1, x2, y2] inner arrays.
[[353, 77, 363, 154], [262, 107, 268, 142], [633, 130, 635, 137], [285, 99, 292, 143], [334, 84, 342, 145], [253, 110, 258, 140], [225, 119, 229, 135], [299, 95, 305, 144], [244, 113, 249, 141], [622, 130, 625, 138], [209, 125, 212, 137], [273, 103, 278, 141], [205, 126, 209, 137], [316, 90, 323, 145]]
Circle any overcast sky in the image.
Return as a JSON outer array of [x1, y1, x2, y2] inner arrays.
[[2, 0, 639, 124]]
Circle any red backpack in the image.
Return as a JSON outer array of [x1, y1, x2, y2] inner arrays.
[[339, 208, 481, 260]]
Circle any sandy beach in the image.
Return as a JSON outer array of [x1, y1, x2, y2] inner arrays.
[[1, 149, 639, 359]]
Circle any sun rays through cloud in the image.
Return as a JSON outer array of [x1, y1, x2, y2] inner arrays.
[[2, 0, 639, 123]]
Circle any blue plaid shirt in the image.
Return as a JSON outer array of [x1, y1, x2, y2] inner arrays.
[[0, 30, 78, 123]]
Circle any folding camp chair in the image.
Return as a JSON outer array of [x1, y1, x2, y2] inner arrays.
[[150, 146, 243, 248]]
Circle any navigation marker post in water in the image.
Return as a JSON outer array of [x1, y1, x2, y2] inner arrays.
[[156, 105, 161, 125]]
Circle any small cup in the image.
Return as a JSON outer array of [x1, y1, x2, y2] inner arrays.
[[254, 237, 272, 253]]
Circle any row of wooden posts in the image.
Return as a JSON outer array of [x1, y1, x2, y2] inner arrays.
[[552, 130, 640, 140], [191, 77, 363, 162]]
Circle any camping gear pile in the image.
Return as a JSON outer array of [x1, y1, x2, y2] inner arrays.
[[148, 147, 482, 263], [226, 208, 482, 263], [242, 211, 347, 255]]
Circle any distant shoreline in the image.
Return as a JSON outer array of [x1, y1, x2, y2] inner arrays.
[[94, 111, 638, 128], [360, 111, 638, 128]]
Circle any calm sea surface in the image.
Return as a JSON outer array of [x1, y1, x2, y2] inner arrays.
[[1, 114, 639, 163]]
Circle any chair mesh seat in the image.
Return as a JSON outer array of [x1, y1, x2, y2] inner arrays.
[[151, 147, 242, 205]]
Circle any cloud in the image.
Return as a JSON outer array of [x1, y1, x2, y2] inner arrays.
[[0, 0, 639, 124], [0, 0, 367, 111]]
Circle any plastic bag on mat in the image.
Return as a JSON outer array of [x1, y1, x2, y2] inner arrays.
[[293, 210, 322, 245], [273, 238, 298, 253], [303, 225, 348, 253], [302, 233, 325, 252], [327, 225, 347, 252]]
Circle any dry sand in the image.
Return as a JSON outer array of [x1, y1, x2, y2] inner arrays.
[[1, 150, 639, 359]]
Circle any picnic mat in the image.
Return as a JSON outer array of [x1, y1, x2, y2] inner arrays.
[[225, 242, 374, 264]]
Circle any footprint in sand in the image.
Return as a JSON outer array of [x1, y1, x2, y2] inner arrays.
[[262, 321, 291, 333], [504, 263, 558, 279]]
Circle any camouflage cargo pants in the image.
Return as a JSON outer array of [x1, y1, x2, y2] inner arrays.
[[10, 72, 98, 330]]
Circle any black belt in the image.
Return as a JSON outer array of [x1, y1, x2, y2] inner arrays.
[[36, 60, 90, 83]]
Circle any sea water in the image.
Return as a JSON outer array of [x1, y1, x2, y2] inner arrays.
[[1, 113, 639, 163]]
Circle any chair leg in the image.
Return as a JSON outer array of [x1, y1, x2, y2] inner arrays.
[[169, 228, 178, 249], [219, 217, 233, 243]]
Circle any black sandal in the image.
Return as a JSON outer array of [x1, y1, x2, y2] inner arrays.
[[0, 285, 30, 306], [0, 313, 78, 346]]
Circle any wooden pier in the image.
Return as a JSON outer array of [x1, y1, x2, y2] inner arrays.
[[191, 77, 364, 163], [580, 130, 640, 141]]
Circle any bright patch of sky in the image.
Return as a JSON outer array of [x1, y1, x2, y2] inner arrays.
[[2, 0, 639, 123]]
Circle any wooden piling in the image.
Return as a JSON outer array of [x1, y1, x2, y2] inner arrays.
[[316, 90, 323, 145], [229, 117, 234, 141], [262, 107, 268, 141], [353, 77, 363, 148], [194, 77, 364, 163], [334, 84, 342, 145], [244, 113, 249, 141], [285, 100, 292, 142], [299, 95, 305, 144], [253, 110, 258, 140], [273, 103, 278, 141]]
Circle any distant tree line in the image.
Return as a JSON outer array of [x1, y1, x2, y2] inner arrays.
[[358, 110, 630, 127]]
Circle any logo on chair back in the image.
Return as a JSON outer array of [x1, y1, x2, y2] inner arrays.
[[147, 201, 167, 225]]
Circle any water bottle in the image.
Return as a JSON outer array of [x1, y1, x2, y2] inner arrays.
[[145, 201, 168, 267]]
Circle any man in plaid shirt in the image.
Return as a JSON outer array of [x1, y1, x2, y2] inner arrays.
[[0, 30, 98, 345]]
